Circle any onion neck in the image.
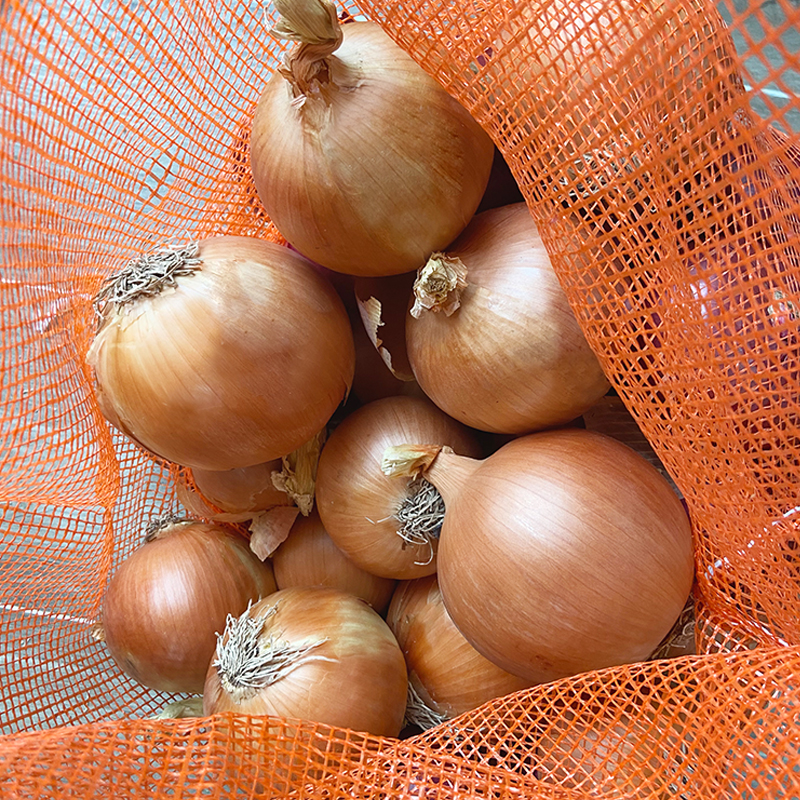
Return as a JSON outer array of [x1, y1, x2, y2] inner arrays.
[[409, 253, 468, 318], [382, 445, 480, 507], [270, 0, 343, 98]]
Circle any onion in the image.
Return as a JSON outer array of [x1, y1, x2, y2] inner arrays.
[[101, 518, 277, 693], [386, 575, 532, 729], [203, 586, 408, 737], [315, 396, 482, 579], [406, 203, 610, 433], [382, 429, 694, 683], [250, 0, 494, 276], [272, 509, 397, 614], [87, 235, 354, 470]]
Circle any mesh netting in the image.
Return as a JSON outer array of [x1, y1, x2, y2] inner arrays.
[[2, 0, 800, 796]]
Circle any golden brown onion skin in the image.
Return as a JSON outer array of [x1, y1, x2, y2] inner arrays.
[[203, 587, 408, 737], [315, 396, 482, 580], [102, 521, 277, 694], [191, 460, 289, 515], [250, 21, 494, 277], [406, 203, 610, 433], [432, 429, 694, 684], [88, 236, 354, 470], [387, 575, 532, 720], [272, 509, 397, 614]]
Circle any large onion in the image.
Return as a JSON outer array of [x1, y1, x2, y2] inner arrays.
[[406, 203, 610, 433], [101, 518, 277, 693], [250, 0, 494, 276], [87, 235, 354, 470], [203, 586, 408, 737], [386, 575, 532, 729], [315, 396, 481, 579], [382, 429, 694, 684], [272, 509, 397, 614]]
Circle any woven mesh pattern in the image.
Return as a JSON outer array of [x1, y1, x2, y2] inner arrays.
[[2, 0, 800, 796]]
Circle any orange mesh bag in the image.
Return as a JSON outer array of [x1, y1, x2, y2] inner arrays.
[[2, 0, 800, 796]]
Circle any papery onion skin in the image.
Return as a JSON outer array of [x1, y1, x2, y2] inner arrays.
[[387, 575, 532, 722], [272, 509, 397, 614], [406, 203, 610, 433], [102, 520, 277, 694], [87, 235, 354, 470], [203, 586, 408, 737], [250, 19, 494, 276], [315, 396, 482, 580], [427, 429, 694, 684], [191, 460, 290, 515]]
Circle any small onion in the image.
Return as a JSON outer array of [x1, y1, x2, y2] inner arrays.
[[386, 575, 532, 729], [250, 0, 494, 276], [382, 429, 694, 684], [406, 203, 610, 433], [87, 235, 354, 470], [272, 509, 397, 614], [102, 518, 277, 693], [190, 460, 290, 516], [203, 586, 408, 737], [315, 396, 482, 579]]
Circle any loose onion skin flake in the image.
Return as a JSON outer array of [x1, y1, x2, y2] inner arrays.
[[250, 0, 494, 277], [101, 519, 278, 694], [406, 203, 610, 434], [203, 586, 408, 737], [383, 429, 694, 684], [387, 575, 532, 729], [88, 235, 354, 470], [272, 509, 397, 614], [315, 396, 482, 580]]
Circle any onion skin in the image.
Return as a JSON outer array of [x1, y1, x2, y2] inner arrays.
[[190, 460, 290, 515], [272, 509, 397, 614], [102, 520, 277, 694], [386, 575, 532, 722], [427, 429, 694, 684], [87, 235, 354, 470], [406, 203, 610, 433], [203, 587, 408, 737], [315, 396, 482, 579], [250, 19, 494, 276]]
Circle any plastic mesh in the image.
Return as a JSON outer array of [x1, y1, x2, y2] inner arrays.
[[2, 0, 800, 796]]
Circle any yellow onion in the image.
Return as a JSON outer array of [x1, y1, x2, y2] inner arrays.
[[406, 203, 610, 433], [382, 429, 694, 684], [203, 587, 408, 737], [250, 0, 494, 276], [87, 235, 354, 470], [315, 396, 481, 580], [272, 509, 397, 614], [101, 518, 277, 693], [386, 575, 532, 729]]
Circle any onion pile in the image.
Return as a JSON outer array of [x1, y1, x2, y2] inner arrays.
[[89, 0, 704, 745], [101, 518, 277, 694]]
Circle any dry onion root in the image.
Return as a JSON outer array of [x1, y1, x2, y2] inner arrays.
[[383, 429, 694, 684], [101, 517, 277, 694], [203, 587, 408, 737], [87, 235, 354, 470], [250, 0, 494, 276], [314, 396, 482, 579]]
